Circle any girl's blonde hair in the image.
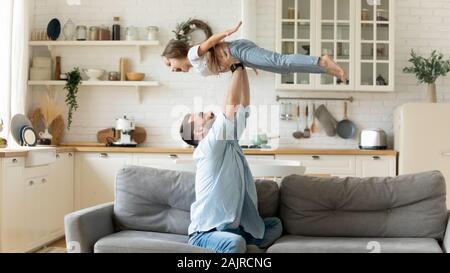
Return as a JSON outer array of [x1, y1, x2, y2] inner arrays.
[[162, 19, 221, 75]]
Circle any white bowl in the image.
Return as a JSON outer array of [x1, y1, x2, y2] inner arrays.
[[83, 69, 105, 81]]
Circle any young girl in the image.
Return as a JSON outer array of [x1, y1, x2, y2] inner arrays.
[[162, 19, 347, 83]]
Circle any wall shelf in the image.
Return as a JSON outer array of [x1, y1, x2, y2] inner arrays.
[[29, 40, 160, 61], [28, 80, 160, 103]]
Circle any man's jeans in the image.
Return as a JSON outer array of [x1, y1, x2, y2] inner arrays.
[[188, 217, 283, 253], [229, 39, 327, 74]]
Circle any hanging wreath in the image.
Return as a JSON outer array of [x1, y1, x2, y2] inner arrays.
[[172, 18, 213, 45]]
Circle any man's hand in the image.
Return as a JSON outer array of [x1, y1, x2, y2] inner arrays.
[[216, 44, 239, 72]]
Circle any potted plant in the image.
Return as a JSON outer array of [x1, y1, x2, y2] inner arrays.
[[64, 68, 82, 130], [403, 50, 450, 103]]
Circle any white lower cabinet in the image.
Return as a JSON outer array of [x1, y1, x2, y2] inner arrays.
[[276, 154, 396, 177], [50, 153, 75, 232], [0, 153, 74, 253], [356, 155, 397, 178], [74, 152, 133, 210], [1, 157, 26, 252]]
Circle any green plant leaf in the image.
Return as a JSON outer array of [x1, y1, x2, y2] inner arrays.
[[403, 49, 450, 84], [64, 67, 82, 130]]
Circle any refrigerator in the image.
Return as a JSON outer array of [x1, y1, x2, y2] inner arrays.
[[394, 103, 450, 208]]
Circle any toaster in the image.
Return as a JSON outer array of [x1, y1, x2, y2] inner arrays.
[[359, 129, 388, 150]]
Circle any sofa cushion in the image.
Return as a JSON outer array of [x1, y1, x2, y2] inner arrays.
[[94, 231, 213, 253], [255, 180, 279, 218], [280, 171, 448, 240], [114, 166, 279, 235], [267, 235, 443, 253]]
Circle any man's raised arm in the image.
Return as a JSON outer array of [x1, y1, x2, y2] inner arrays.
[[224, 66, 249, 120]]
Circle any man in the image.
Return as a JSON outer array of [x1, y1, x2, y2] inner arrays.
[[179, 64, 282, 253]]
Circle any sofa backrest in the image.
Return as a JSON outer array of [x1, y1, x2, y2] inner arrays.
[[280, 171, 448, 240], [114, 166, 279, 235]]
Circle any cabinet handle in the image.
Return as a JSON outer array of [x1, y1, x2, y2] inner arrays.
[[169, 154, 179, 160], [29, 180, 35, 186], [372, 156, 381, 160], [68, 153, 73, 157], [41, 178, 47, 184], [56, 154, 60, 159], [100, 153, 109, 158], [12, 158, 18, 163], [312, 155, 320, 160]]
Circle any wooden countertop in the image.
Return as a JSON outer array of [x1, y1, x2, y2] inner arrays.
[[1, 144, 398, 158]]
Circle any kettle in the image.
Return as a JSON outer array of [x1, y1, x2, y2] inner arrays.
[[359, 129, 388, 150]]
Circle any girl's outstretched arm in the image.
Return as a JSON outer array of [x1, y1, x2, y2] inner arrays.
[[197, 21, 242, 57]]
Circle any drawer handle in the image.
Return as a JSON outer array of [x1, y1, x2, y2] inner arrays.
[[100, 153, 109, 158], [29, 180, 35, 186], [312, 155, 320, 160], [41, 178, 47, 184], [68, 153, 73, 157], [442, 152, 450, 157], [372, 156, 381, 160], [12, 158, 18, 163], [56, 154, 60, 159], [169, 154, 179, 160]]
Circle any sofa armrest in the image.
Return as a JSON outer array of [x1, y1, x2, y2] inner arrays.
[[444, 211, 450, 253], [64, 203, 115, 253]]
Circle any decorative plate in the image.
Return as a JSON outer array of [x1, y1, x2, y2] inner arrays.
[[47, 18, 61, 41]]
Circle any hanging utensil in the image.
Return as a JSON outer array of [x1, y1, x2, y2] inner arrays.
[[292, 104, 303, 139], [315, 104, 338, 137], [303, 105, 311, 138], [337, 102, 357, 139]]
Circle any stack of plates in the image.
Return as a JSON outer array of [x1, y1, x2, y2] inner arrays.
[[11, 114, 37, 147]]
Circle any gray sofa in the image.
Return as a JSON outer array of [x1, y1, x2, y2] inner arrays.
[[65, 166, 450, 253]]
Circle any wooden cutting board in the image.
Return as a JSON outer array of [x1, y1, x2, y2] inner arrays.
[[97, 127, 147, 144]]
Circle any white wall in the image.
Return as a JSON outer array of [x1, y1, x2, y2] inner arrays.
[[30, 0, 450, 148]]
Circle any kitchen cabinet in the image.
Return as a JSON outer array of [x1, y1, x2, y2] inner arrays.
[[50, 153, 75, 231], [74, 152, 133, 210], [356, 155, 396, 177], [276, 154, 396, 177], [0, 157, 26, 252], [276, 0, 394, 92], [0, 153, 74, 253]]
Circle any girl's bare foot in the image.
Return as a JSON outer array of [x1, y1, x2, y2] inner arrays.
[[319, 55, 348, 84]]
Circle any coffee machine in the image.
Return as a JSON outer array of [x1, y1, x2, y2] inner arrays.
[[112, 116, 137, 147]]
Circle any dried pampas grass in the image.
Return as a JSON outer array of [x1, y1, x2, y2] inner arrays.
[[40, 91, 64, 129]]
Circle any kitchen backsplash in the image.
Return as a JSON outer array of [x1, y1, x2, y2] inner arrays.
[[30, 0, 450, 148]]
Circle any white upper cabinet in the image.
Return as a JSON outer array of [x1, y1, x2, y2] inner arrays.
[[355, 0, 394, 92], [276, 0, 394, 92]]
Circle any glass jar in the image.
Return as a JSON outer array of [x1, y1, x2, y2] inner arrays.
[[89, 26, 99, 41], [125, 26, 138, 41], [76, 25, 87, 41], [99, 26, 111, 40], [361, 9, 370, 21], [108, 71, 120, 81], [146, 26, 159, 41], [287, 7, 295, 20]]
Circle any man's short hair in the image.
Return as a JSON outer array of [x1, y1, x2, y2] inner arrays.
[[180, 114, 199, 148]]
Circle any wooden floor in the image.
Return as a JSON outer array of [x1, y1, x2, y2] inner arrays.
[[49, 238, 67, 249], [34, 238, 67, 253]]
